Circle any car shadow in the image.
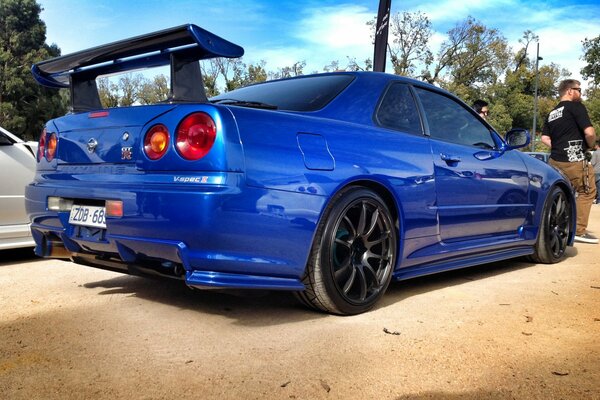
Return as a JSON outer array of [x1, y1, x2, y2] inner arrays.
[[83, 273, 316, 324], [80, 246, 579, 325], [381, 246, 578, 309], [0, 247, 40, 266]]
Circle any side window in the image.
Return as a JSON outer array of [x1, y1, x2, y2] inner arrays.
[[415, 87, 496, 149], [375, 83, 422, 135]]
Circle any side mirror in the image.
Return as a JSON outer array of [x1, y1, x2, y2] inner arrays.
[[504, 128, 530, 149]]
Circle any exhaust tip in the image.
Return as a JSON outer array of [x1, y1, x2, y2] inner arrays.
[[40, 238, 72, 259]]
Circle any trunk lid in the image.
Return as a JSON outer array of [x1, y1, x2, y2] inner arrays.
[[51, 105, 176, 164]]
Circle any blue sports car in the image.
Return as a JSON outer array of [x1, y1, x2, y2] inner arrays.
[[26, 25, 575, 315]]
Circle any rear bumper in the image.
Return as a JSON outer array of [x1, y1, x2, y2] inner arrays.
[[26, 172, 325, 290]]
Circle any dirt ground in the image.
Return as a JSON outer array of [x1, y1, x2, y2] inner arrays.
[[1, 208, 599, 400]]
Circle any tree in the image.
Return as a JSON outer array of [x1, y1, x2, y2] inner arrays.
[[423, 17, 510, 89], [97, 77, 119, 108], [97, 73, 146, 107], [200, 59, 221, 97], [584, 85, 600, 135], [513, 31, 538, 73], [581, 36, 600, 85], [200, 58, 268, 95], [323, 60, 341, 72], [387, 11, 433, 78], [117, 73, 145, 106], [242, 61, 268, 86], [138, 75, 169, 105], [269, 61, 306, 80], [0, 0, 66, 139], [346, 57, 372, 71]]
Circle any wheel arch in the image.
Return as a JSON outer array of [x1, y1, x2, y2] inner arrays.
[[312, 178, 404, 266]]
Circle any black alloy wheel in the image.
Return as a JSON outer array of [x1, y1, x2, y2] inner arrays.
[[530, 186, 572, 263], [297, 187, 397, 315]]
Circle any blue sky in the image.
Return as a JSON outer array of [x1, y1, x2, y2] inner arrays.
[[38, 0, 600, 86]]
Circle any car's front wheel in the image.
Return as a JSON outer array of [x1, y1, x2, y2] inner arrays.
[[296, 187, 397, 315], [530, 186, 572, 263]]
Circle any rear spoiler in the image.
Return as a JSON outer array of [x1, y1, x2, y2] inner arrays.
[[32, 24, 244, 112]]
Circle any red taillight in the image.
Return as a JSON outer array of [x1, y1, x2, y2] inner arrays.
[[175, 112, 216, 160], [38, 129, 46, 161], [46, 133, 58, 162], [144, 124, 170, 160]]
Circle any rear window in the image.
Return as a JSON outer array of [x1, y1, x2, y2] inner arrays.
[[211, 74, 354, 111]]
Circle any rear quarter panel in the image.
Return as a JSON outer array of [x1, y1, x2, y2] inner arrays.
[[230, 107, 438, 242]]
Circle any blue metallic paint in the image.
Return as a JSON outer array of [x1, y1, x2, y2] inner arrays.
[[26, 28, 576, 301], [26, 73, 575, 293]]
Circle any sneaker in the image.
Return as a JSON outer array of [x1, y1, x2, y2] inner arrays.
[[574, 233, 599, 244]]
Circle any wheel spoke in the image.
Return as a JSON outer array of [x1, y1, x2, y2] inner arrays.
[[334, 237, 352, 250], [341, 266, 357, 294], [549, 233, 559, 255], [357, 202, 368, 236], [334, 256, 352, 278], [343, 215, 357, 239], [361, 259, 380, 285], [355, 266, 368, 301], [365, 231, 390, 249], [364, 207, 380, 237]]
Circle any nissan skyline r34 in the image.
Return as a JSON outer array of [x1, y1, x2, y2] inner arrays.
[[26, 24, 575, 315]]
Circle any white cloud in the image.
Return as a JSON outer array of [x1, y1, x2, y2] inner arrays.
[[245, 5, 375, 73], [294, 5, 373, 49]]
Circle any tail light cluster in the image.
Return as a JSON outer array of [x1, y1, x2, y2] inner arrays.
[[143, 112, 216, 161], [38, 128, 58, 162]]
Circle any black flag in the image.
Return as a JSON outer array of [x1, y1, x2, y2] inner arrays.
[[373, 0, 391, 72]]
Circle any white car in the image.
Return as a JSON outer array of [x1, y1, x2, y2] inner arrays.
[[0, 126, 37, 249]]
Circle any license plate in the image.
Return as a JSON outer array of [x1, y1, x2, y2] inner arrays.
[[68, 205, 107, 228]]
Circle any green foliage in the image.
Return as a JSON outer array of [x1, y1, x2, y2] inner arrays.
[[486, 103, 512, 135], [269, 61, 306, 80], [584, 85, 600, 132], [422, 16, 510, 87], [0, 0, 66, 139], [581, 36, 600, 85], [98, 73, 169, 108], [139, 75, 169, 105], [387, 11, 433, 78]]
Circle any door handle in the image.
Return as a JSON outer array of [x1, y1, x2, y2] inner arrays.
[[440, 153, 461, 163]]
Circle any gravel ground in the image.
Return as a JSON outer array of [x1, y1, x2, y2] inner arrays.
[[1, 208, 599, 400]]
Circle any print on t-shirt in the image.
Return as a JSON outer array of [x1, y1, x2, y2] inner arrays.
[[565, 139, 584, 162], [548, 106, 564, 122]]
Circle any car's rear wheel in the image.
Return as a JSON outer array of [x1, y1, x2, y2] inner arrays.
[[529, 186, 572, 263], [296, 187, 397, 315]]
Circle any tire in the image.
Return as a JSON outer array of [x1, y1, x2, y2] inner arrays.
[[296, 187, 397, 315], [529, 186, 572, 264]]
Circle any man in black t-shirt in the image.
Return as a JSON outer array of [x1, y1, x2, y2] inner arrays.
[[541, 79, 598, 244]]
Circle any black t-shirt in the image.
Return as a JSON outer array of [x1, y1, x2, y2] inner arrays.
[[542, 100, 593, 162]]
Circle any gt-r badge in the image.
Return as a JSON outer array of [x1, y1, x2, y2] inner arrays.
[[121, 146, 132, 160]]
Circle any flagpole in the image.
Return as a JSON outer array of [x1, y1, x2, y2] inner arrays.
[[373, 0, 391, 72]]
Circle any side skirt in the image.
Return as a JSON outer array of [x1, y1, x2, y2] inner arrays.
[[392, 246, 534, 281]]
